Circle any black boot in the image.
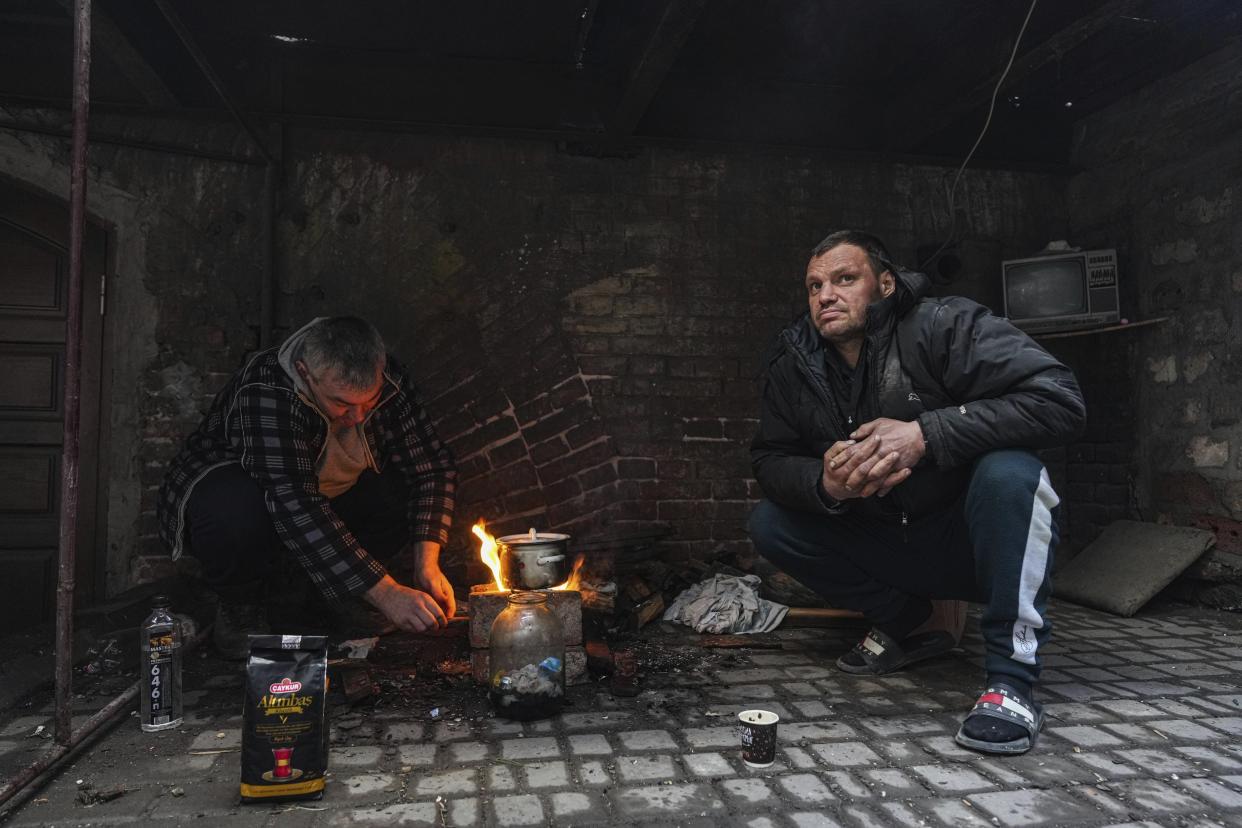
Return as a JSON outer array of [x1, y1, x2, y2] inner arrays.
[[212, 582, 270, 660]]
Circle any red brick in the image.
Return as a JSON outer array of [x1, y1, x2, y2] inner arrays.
[[576, 461, 619, 491], [530, 436, 570, 466], [1192, 514, 1242, 556], [683, 419, 724, 439], [538, 439, 614, 486], [1154, 472, 1221, 512], [487, 437, 528, 469], [617, 458, 657, 478]]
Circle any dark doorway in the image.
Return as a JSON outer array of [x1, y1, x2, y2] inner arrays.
[[0, 176, 107, 630]]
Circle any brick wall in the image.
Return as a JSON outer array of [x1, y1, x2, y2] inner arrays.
[[0, 112, 1070, 591], [269, 133, 1069, 578], [1066, 41, 1242, 557]]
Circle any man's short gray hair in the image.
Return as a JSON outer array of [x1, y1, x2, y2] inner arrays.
[[299, 316, 386, 389]]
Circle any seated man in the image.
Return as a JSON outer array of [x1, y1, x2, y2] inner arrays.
[[748, 230, 1085, 755], [158, 316, 458, 658]]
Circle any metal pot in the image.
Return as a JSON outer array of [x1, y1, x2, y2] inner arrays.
[[497, 530, 572, 590]]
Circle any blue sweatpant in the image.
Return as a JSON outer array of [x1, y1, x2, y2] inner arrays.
[[748, 450, 1060, 686]]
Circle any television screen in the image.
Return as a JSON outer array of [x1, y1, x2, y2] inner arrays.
[[1005, 259, 1088, 320]]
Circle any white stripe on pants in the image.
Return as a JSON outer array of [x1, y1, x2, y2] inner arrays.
[[1010, 467, 1059, 665]]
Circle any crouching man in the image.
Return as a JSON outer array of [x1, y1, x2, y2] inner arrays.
[[158, 316, 458, 658], [748, 230, 1086, 754]]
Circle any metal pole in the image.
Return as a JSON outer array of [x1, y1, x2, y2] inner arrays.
[[260, 160, 276, 348], [53, 0, 92, 749]]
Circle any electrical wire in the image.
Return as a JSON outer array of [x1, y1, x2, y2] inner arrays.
[[919, 0, 1040, 270]]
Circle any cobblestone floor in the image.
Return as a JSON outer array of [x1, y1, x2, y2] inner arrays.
[[2, 599, 1242, 827]]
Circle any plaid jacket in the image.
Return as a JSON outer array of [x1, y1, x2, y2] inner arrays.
[[157, 349, 456, 601]]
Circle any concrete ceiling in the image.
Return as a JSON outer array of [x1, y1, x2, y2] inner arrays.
[[1, 0, 1239, 164]]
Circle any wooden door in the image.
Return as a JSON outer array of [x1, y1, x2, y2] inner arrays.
[[0, 176, 106, 630]]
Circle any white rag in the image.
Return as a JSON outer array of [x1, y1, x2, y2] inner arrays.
[[662, 574, 789, 634]]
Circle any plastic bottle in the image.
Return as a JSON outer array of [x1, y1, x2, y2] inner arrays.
[[140, 595, 183, 732]]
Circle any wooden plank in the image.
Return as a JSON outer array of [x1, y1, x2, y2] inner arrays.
[[887, 0, 1143, 151], [610, 0, 708, 136]]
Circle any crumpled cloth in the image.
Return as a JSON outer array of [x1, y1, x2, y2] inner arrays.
[[663, 574, 789, 634]]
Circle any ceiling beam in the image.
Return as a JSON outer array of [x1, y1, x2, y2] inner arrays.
[[609, 0, 708, 136], [886, 0, 1142, 151], [54, 0, 179, 109]]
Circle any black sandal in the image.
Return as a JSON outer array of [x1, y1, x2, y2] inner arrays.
[[954, 680, 1044, 755], [835, 628, 957, 675]]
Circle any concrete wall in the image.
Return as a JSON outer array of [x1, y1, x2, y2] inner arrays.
[[1067, 41, 1242, 560], [0, 108, 1067, 593]]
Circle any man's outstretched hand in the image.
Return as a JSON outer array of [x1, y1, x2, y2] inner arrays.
[[820, 418, 926, 501], [411, 540, 456, 617], [364, 575, 448, 632], [416, 561, 457, 618]]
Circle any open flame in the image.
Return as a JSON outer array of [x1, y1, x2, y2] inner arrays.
[[472, 521, 505, 592], [551, 555, 584, 591], [472, 520, 584, 592]]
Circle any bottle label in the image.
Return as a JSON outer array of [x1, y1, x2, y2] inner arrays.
[[148, 632, 176, 658], [145, 631, 176, 716], [147, 659, 165, 713]]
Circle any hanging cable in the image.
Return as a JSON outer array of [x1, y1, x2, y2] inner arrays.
[[919, 0, 1039, 270]]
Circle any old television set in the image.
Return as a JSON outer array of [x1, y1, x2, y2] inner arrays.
[[1001, 248, 1120, 334]]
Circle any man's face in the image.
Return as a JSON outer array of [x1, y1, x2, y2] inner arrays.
[[298, 362, 384, 428], [805, 243, 894, 343]]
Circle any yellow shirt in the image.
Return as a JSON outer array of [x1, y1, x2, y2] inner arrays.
[[317, 422, 371, 499]]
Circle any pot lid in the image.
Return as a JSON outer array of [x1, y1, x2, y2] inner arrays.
[[497, 528, 571, 545]]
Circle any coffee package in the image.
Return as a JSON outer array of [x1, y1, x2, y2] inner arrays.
[[240, 634, 329, 802]]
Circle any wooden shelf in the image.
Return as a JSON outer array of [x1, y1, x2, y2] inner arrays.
[[1033, 317, 1169, 341]]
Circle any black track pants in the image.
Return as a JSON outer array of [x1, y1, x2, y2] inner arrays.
[[748, 449, 1059, 686], [183, 463, 411, 598]]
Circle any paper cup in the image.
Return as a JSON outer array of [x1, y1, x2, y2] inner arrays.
[[738, 709, 779, 768]]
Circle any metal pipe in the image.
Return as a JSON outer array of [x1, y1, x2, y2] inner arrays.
[[0, 120, 266, 165], [0, 626, 212, 814], [260, 159, 276, 348], [151, 0, 277, 166], [53, 0, 92, 749]]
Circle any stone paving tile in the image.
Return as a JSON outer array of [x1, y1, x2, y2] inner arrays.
[[1179, 777, 1242, 809], [921, 797, 997, 827], [550, 790, 608, 823], [610, 782, 727, 819], [491, 793, 544, 826], [574, 758, 612, 786], [522, 759, 570, 789], [1203, 716, 1242, 736], [968, 787, 1104, 826], [910, 763, 996, 793], [397, 742, 437, 766], [1047, 723, 1127, 747], [324, 802, 439, 825], [809, 740, 883, 767], [1106, 777, 1214, 813], [1176, 745, 1242, 771], [614, 728, 677, 751], [1116, 747, 1198, 775], [616, 753, 677, 783], [779, 772, 837, 804], [499, 736, 560, 760], [788, 811, 847, 827]]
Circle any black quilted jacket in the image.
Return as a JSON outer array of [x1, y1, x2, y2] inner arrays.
[[751, 269, 1086, 523]]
